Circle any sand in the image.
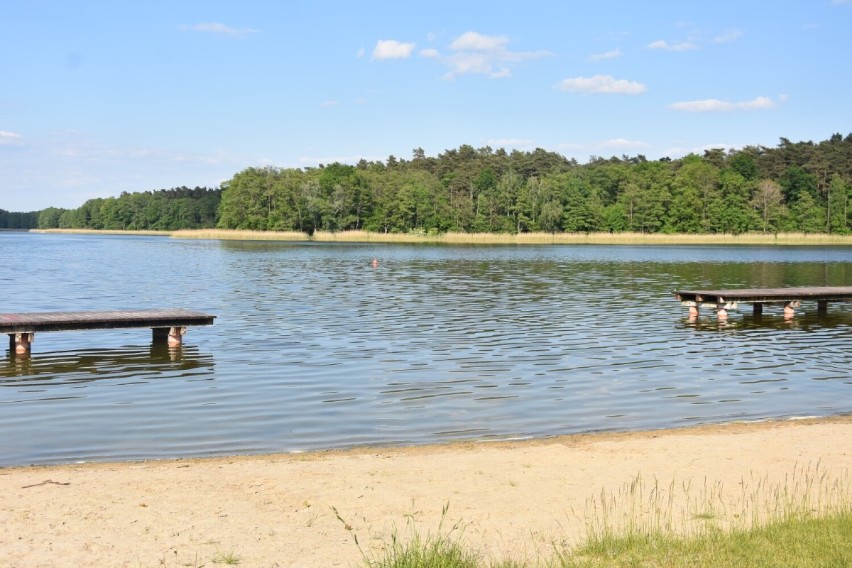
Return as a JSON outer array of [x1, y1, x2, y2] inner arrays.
[[2, 416, 851, 567]]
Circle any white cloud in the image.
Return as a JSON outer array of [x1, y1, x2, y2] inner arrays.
[[648, 39, 698, 51], [599, 138, 650, 150], [588, 48, 622, 62], [484, 138, 534, 149], [445, 52, 503, 78], [450, 31, 508, 51], [320, 100, 340, 108], [664, 142, 736, 158], [443, 31, 551, 79], [0, 130, 24, 146], [559, 138, 649, 154], [420, 48, 440, 58], [558, 75, 646, 94], [372, 39, 416, 60], [713, 29, 743, 43], [297, 155, 382, 167], [179, 22, 259, 36], [669, 96, 778, 112], [357, 47, 366, 58], [0, 131, 240, 210]]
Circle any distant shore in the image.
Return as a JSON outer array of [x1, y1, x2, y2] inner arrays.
[[29, 228, 852, 246], [3, 416, 851, 567]]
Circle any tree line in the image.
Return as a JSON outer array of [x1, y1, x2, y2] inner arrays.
[[27, 187, 221, 231], [216, 133, 852, 235], [0, 209, 39, 229], [11, 133, 852, 235]]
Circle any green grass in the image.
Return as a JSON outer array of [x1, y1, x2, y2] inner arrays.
[[561, 513, 852, 567], [344, 464, 852, 568], [364, 531, 482, 568]]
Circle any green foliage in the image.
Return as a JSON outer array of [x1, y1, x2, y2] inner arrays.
[[8, 132, 852, 235], [0, 208, 39, 229], [30, 186, 221, 231]]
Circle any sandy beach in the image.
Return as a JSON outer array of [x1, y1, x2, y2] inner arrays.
[[2, 416, 851, 567]]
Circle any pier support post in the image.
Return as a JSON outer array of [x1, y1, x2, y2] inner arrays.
[[818, 300, 828, 315], [168, 326, 186, 347], [152, 326, 187, 346], [9, 332, 34, 355], [784, 301, 800, 318], [753, 303, 763, 316]]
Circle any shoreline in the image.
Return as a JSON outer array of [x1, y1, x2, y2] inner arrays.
[[0, 413, 844, 471], [28, 227, 852, 246], [4, 416, 851, 566]]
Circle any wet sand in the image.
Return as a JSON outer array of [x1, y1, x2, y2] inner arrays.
[[2, 416, 851, 567]]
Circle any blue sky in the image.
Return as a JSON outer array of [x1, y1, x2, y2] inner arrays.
[[2, 1, 851, 212]]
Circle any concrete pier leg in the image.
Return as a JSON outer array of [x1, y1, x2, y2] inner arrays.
[[753, 303, 763, 316], [818, 300, 828, 315], [168, 326, 186, 347], [12, 332, 34, 355]]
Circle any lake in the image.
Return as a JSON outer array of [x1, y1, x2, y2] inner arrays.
[[1, 232, 851, 466]]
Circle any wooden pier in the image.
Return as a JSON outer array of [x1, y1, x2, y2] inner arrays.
[[674, 286, 852, 320], [1, 309, 216, 355]]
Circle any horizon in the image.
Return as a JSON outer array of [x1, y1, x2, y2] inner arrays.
[[2, 1, 851, 211]]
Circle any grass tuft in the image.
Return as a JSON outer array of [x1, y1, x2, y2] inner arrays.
[[364, 531, 481, 568], [336, 464, 852, 568], [335, 502, 481, 568], [211, 549, 240, 565]]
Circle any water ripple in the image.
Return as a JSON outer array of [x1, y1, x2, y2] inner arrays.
[[1, 234, 851, 465]]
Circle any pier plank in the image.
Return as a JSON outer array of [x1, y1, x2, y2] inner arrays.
[[0, 309, 215, 333], [674, 286, 852, 304], [2, 309, 215, 354], [673, 286, 852, 319]]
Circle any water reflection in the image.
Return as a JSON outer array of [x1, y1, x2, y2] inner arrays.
[[682, 310, 852, 332], [1, 344, 214, 384]]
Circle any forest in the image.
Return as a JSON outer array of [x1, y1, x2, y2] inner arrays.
[[7, 133, 852, 235], [4, 186, 222, 231]]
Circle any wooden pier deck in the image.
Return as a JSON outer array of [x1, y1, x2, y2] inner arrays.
[[673, 286, 852, 319], [1, 309, 216, 355]]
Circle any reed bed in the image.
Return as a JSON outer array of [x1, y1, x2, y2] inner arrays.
[[171, 229, 852, 246], [171, 228, 310, 241], [31, 228, 172, 236]]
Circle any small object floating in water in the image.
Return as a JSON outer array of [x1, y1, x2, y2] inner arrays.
[[1, 308, 216, 356], [673, 286, 852, 321], [371, 258, 379, 268]]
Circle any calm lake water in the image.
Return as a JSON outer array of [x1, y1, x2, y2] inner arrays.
[[1, 232, 851, 466]]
